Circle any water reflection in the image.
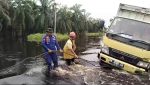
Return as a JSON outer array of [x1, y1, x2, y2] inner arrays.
[[0, 39, 24, 70]]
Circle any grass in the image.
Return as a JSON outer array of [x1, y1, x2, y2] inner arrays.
[[87, 32, 104, 37], [56, 33, 68, 41], [27, 33, 68, 43], [27, 32, 103, 43]]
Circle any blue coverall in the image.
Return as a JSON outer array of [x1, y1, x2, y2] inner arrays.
[[41, 34, 61, 71]]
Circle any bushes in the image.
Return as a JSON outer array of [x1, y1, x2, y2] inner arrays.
[[87, 32, 103, 37], [27, 33, 68, 43]]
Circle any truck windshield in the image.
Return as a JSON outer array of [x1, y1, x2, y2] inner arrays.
[[108, 17, 150, 43]]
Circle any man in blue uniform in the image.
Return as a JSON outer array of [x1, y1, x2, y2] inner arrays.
[[41, 28, 62, 73]]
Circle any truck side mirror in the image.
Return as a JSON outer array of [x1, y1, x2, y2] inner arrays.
[[102, 27, 108, 33]]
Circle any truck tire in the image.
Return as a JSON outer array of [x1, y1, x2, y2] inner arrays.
[[97, 53, 113, 69]]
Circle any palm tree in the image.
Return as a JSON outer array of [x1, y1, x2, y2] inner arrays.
[[70, 4, 88, 33], [23, 0, 35, 34], [0, 0, 11, 32], [57, 6, 73, 33], [34, 0, 54, 33], [0, 0, 104, 39], [10, 0, 34, 37]]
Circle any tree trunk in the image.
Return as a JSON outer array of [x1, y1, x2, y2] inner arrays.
[[76, 31, 88, 53]]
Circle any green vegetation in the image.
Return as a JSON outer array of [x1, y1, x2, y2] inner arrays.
[[27, 33, 44, 43], [0, 0, 105, 38], [27, 32, 103, 43], [27, 33, 68, 43], [87, 32, 104, 37], [56, 33, 69, 41]]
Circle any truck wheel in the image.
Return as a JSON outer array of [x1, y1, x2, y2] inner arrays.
[[99, 59, 105, 66], [97, 53, 100, 59], [97, 54, 112, 69], [97, 53, 104, 66]]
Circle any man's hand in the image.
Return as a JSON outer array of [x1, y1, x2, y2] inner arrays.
[[59, 49, 63, 53], [48, 49, 52, 53], [75, 55, 78, 58]]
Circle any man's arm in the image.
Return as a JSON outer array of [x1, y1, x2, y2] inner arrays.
[[72, 40, 76, 51], [70, 48, 78, 58], [41, 35, 49, 51], [53, 35, 61, 50], [67, 41, 78, 58], [55, 40, 61, 50], [55, 39, 64, 53]]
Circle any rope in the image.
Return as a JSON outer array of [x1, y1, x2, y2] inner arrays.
[[0, 52, 47, 73], [62, 51, 99, 67]]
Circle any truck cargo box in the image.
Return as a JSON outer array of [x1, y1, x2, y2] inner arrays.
[[117, 3, 150, 23]]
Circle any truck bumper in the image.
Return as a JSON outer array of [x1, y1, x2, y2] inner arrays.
[[99, 53, 145, 73]]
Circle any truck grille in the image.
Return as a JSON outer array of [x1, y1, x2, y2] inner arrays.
[[109, 48, 142, 65]]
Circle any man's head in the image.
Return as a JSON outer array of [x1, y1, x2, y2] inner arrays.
[[46, 28, 53, 36], [69, 32, 76, 40]]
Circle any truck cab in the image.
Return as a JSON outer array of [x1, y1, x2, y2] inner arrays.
[[98, 3, 150, 73]]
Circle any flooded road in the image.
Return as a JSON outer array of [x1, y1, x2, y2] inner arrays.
[[0, 37, 150, 85]]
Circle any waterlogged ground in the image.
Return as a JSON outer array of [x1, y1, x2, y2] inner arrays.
[[0, 38, 150, 85]]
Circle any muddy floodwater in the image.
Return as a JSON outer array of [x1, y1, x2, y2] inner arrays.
[[0, 37, 150, 85]]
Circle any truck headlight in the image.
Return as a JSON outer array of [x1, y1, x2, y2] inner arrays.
[[100, 41, 109, 54], [137, 61, 150, 69]]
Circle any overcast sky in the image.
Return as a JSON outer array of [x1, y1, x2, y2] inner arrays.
[[55, 0, 150, 25]]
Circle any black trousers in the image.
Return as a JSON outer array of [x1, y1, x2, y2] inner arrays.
[[65, 58, 75, 65]]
